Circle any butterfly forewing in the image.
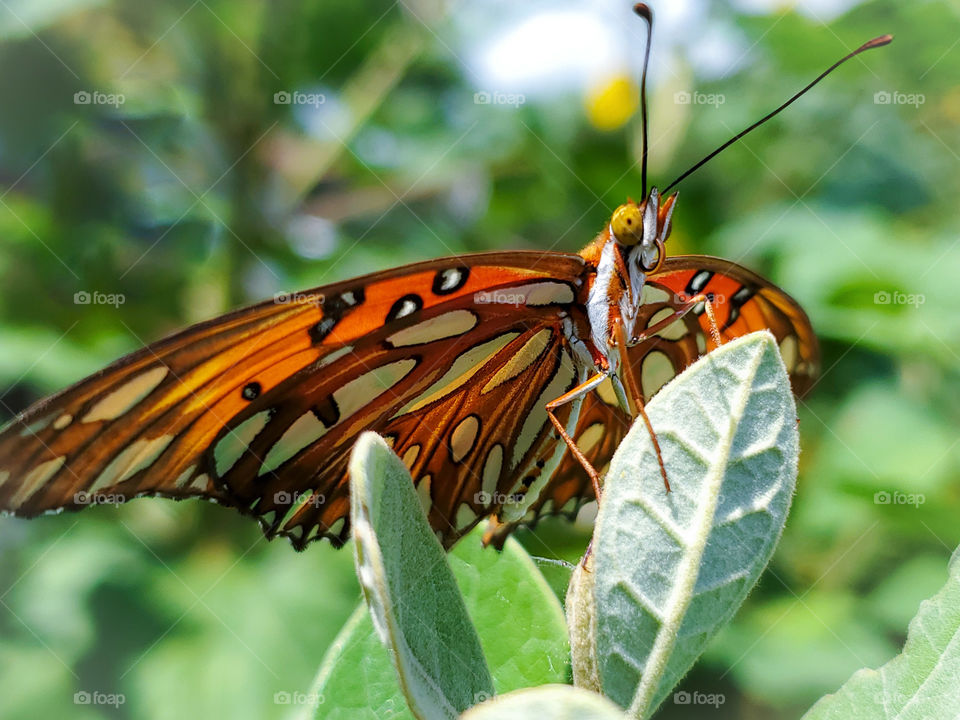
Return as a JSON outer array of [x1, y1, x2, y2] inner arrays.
[[0, 252, 591, 550]]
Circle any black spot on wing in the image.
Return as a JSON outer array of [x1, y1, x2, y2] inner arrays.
[[686, 270, 714, 296], [242, 382, 261, 401], [432, 267, 470, 295], [311, 396, 340, 429], [386, 294, 424, 322], [722, 285, 756, 330], [308, 288, 365, 344]]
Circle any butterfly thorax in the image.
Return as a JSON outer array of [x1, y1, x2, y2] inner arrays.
[[580, 188, 678, 374]]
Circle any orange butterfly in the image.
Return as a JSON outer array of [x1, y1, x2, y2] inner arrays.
[[0, 6, 889, 551]]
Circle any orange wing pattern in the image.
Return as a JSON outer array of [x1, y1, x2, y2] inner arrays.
[[487, 254, 818, 545], [0, 252, 591, 549]]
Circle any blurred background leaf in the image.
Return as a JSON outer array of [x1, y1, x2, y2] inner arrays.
[[0, 0, 957, 718]]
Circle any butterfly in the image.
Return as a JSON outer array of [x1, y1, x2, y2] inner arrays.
[[0, 6, 889, 551]]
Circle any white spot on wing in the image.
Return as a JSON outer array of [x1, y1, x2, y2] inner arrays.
[[779, 335, 798, 372], [640, 284, 671, 304], [174, 464, 197, 488], [260, 411, 327, 476], [53, 414, 73, 430], [214, 411, 271, 477], [8, 457, 65, 508], [482, 329, 552, 394], [450, 415, 480, 463], [394, 298, 419, 319], [89, 435, 174, 494], [396, 334, 519, 415], [335, 359, 418, 419], [387, 310, 478, 347], [510, 281, 574, 306], [317, 345, 355, 369], [456, 502, 477, 530], [577, 423, 605, 455], [511, 348, 578, 469], [641, 350, 675, 398], [416, 475, 432, 515], [481, 444, 502, 501], [648, 307, 687, 341], [402, 444, 421, 469], [82, 366, 169, 423]]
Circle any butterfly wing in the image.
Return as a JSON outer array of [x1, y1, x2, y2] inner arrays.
[[0, 252, 592, 549], [486, 254, 819, 545]]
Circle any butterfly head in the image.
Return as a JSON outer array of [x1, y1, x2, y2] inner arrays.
[[609, 187, 678, 282]]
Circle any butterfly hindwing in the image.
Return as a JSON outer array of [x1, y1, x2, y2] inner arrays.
[[486, 254, 819, 545]]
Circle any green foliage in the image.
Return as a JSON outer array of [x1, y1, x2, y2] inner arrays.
[[348, 432, 494, 719], [315, 444, 568, 718], [802, 546, 960, 719]]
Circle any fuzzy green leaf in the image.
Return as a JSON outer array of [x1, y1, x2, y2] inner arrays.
[[307, 526, 569, 720], [569, 331, 799, 718], [802, 546, 960, 720], [461, 685, 629, 720], [347, 432, 494, 720]]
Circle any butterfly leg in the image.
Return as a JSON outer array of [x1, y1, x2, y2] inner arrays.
[[545, 371, 610, 499], [613, 318, 670, 492]]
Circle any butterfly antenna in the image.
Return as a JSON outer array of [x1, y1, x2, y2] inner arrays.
[[633, 3, 654, 197], [663, 33, 893, 193]]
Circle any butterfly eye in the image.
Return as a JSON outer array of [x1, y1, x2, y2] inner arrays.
[[610, 204, 645, 245]]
